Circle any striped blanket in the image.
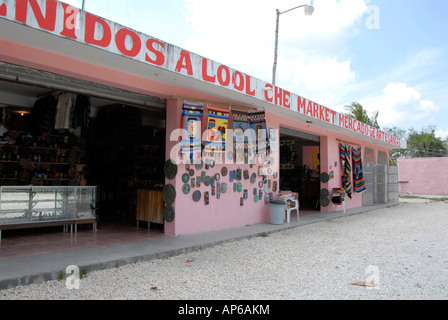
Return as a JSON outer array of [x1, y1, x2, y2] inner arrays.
[[339, 143, 352, 199], [352, 147, 366, 193]]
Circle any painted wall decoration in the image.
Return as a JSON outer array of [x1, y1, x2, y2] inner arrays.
[[180, 102, 203, 162], [205, 107, 228, 158]]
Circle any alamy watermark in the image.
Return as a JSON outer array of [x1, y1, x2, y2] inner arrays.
[[65, 265, 81, 290], [365, 5, 380, 30]]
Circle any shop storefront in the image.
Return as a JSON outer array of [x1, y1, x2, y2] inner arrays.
[[0, 0, 405, 239]]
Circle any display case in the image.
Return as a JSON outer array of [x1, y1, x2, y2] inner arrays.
[[0, 186, 97, 244]]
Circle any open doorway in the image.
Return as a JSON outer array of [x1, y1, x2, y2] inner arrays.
[[279, 127, 321, 211]]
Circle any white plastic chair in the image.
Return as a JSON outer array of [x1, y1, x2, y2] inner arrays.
[[280, 195, 299, 223]]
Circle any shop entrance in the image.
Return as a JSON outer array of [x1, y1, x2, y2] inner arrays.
[[0, 63, 167, 252], [279, 127, 321, 211]]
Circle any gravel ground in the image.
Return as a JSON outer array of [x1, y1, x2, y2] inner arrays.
[[1, 200, 447, 300]]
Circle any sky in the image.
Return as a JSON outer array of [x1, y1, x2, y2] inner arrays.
[[63, 0, 448, 139]]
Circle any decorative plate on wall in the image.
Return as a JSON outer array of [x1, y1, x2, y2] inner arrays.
[[221, 166, 228, 177], [182, 183, 191, 195], [193, 190, 201, 202], [163, 205, 175, 222], [182, 173, 190, 184], [163, 184, 176, 205], [164, 160, 178, 180], [320, 172, 330, 183], [204, 176, 212, 186]]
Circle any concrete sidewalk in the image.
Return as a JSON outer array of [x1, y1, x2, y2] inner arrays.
[[0, 202, 400, 290]]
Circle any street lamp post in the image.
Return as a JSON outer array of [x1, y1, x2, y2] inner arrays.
[[272, 2, 315, 86]]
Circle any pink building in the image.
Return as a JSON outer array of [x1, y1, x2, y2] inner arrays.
[[398, 158, 448, 196], [0, 0, 405, 239]]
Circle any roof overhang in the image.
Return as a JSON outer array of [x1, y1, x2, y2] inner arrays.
[[0, 0, 406, 150]]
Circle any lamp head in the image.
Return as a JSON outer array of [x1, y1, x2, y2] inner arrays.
[[304, 4, 314, 16]]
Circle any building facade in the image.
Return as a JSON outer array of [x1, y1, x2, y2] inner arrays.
[[0, 0, 405, 237]]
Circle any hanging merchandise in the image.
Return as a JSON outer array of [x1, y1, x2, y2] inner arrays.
[[339, 143, 353, 199], [248, 111, 269, 156], [180, 102, 203, 163], [331, 188, 346, 205], [352, 147, 366, 193], [55, 93, 77, 130], [232, 110, 251, 164], [205, 107, 228, 159]]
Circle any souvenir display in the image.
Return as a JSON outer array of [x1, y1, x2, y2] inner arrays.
[[205, 107, 228, 157], [182, 173, 190, 184], [189, 169, 195, 176], [233, 183, 237, 192], [243, 189, 248, 199], [180, 102, 203, 162], [214, 173, 220, 181], [339, 143, 353, 198], [204, 176, 212, 186], [258, 181, 263, 188], [273, 181, 278, 192], [232, 110, 250, 164], [320, 172, 330, 183], [204, 192, 210, 205], [201, 171, 206, 181], [195, 160, 203, 170], [221, 183, 227, 193], [191, 178, 195, 188], [163, 184, 176, 205], [250, 173, 257, 184], [163, 159, 178, 180], [352, 147, 366, 193], [211, 185, 215, 196], [229, 170, 234, 182], [196, 176, 201, 188], [221, 166, 228, 177], [237, 182, 243, 193], [182, 183, 191, 195], [240, 197, 244, 206], [236, 168, 242, 181], [193, 190, 201, 202], [243, 170, 249, 180], [163, 205, 175, 223], [254, 194, 259, 203], [248, 111, 269, 155]]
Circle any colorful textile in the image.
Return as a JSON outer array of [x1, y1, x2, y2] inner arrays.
[[249, 111, 269, 155], [331, 188, 346, 205], [205, 107, 228, 156], [232, 110, 251, 163], [180, 102, 203, 162], [339, 143, 352, 199], [352, 147, 366, 193]]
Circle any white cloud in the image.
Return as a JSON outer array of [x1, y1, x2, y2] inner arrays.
[[183, 0, 369, 98], [359, 82, 439, 128], [435, 128, 448, 140]]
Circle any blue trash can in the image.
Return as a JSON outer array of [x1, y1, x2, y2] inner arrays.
[[269, 200, 285, 225]]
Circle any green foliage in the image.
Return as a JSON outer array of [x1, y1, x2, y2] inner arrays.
[[344, 102, 380, 129], [384, 125, 448, 165]]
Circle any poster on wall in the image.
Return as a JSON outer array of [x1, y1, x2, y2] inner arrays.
[[181, 102, 203, 163], [205, 107, 229, 159]]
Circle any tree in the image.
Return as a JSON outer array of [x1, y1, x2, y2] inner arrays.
[[344, 102, 380, 129], [406, 126, 448, 158], [384, 125, 448, 165]]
